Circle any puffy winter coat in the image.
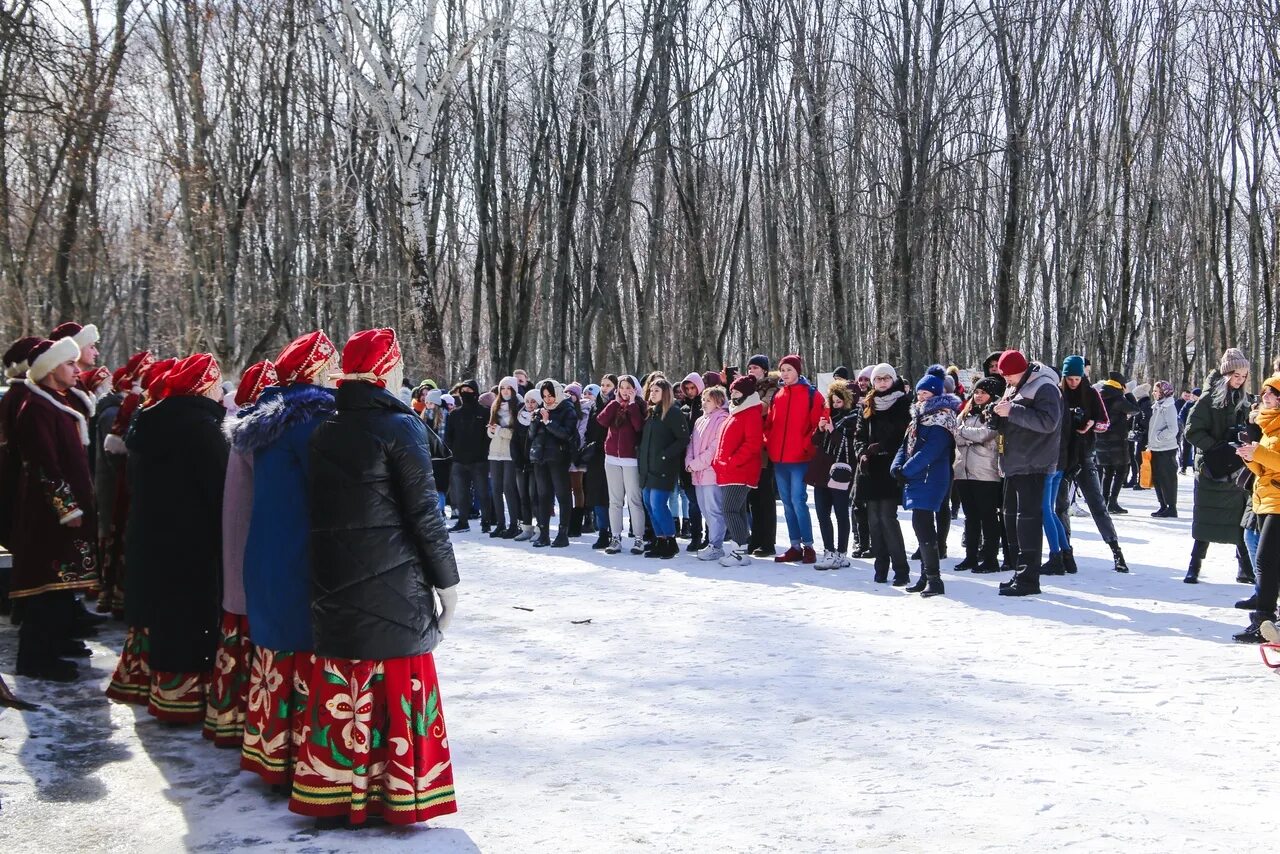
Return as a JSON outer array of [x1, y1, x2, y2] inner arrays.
[[685, 405, 729, 487], [446, 397, 492, 464], [1186, 371, 1252, 543], [954, 404, 1001, 482], [993, 362, 1062, 477], [583, 396, 611, 507], [235, 384, 336, 653], [853, 382, 912, 502], [308, 381, 459, 660], [597, 398, 645, 460], [891, 396, 957, 512], [713, 393, 764, 487], [1248, 407, 1280, 515], [638, 404, 690, 491], [529, 395, 579, 465], [765, 378, 825, 464], [1058, 380, 1108, 473], [1147, 396, 1179, 452], [1096, 384, 1138, 466]]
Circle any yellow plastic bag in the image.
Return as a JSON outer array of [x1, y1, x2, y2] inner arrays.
[[1139, 449, 1153, 488]]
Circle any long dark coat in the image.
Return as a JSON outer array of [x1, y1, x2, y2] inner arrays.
[[124, 394, 228, 674]]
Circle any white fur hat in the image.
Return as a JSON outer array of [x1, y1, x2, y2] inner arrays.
[[27, 337, 81, 383]]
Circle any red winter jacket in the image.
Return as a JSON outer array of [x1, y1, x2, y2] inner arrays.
[[597, 398, 645, 459], [713, 394, 764, 486], [764, 379, 825, 464]]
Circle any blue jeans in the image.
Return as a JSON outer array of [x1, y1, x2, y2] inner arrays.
[[773, 462, 813, 546], [1043, 471, 1069, 553], [644, 488, 676, 537]]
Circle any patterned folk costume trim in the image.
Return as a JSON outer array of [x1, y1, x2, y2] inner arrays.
[[106, 627, 152, 705], [203, 612, 254, 747], [240, 647, 313, 785], [147, 670, 208, 724]]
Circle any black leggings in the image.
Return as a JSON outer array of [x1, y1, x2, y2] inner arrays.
[[814, 486, 851, 552], [866, 497, 908, 573], [1100, 463, 1128, 505], [911, 509, 938, 547], [535, 463, 573, 536], [956, 479, 1002, 559], [1255, 514, 1280, 618], [1003, 473, 1046, 567]]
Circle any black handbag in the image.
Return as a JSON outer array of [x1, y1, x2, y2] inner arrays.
[[1202, 441, 1245, 481], [574, 440, 600, 466]]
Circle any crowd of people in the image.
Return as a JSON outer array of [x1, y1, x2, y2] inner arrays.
[[4, 319, 1280, 824]]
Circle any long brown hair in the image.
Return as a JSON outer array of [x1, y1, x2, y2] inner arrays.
[[646, 378, 675, 419]]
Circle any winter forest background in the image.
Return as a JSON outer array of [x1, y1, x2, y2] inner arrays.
[[1, 0, 1277, 386]]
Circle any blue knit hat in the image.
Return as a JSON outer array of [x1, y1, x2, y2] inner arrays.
[[1062, 355, 1086, 378], [916, 374, 945, 397], [926, 363, 947, 379]]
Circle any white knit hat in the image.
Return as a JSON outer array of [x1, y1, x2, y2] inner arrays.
[[870, 363, 897, 382]]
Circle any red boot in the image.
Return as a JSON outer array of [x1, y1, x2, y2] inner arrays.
[[775, 546, 804, 563], [801, 546, 817, 564]]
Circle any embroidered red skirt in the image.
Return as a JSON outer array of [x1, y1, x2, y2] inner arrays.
[[240, 647, 312, 785], [289, 653, 456, 825], [105, 627, 150, 705], [202, 612, 253, 746], [148, 670, 208, 723]]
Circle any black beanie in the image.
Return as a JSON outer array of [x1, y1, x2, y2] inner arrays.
[[833, 366, 850, 380], [748, 354, 770, 372], [975, 375, 1006, 398]]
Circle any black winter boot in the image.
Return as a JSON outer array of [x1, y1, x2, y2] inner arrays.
[[592, 529, 612, 550], [999, 558, 1041, 596], [916, 543, 943, 597], [551, 530, 571, 548], [1236, 547, 1256, 585], [661, 536, 679, 559], [1234, 613, 1268, 644], [892, 561, 911, 587], [1107, 541, 1128, 574], [567, 509, 583, 538], [1062, 547, 1078, 575], [582, 513, 597, 535], [1183, 556, 1201, 584], [1040, 552, 1065, 576]]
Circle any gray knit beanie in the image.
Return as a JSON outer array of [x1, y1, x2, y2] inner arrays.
[[1219, 348, 1250, 375]]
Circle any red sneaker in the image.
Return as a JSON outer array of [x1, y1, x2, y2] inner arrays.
[[775, 546, 803, 563], [801, 546, 817, 564]]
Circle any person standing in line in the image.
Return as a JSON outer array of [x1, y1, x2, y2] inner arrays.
[[9, 337, 99, 681], [1147, 380, 1181, 517], [1229, 374, 1280, 643], [765, 355, 826, 564], [1178, 388, 1200, 473], [849, 366, 874, 558], [1184, 348, 1255, 585], [892, 373, 958, 597], [954, 375, 1005, 573], [853, 364, 913, 585], [445, 379, 495, 534], [638, 378, 690, 559], [509, 389, 540, 541], [291, 327, 458, 827], [745, 355, 778, 557], [714, 375, 765, 567], [529, 379, 578, 547], [990, 349, 1062, 598], [685, 385, 730, 561], [584, 377, 615, 548], [678, 373, 708, 550], [1096, 372, 1139, 514], [808, 380, 858, 569], [486, 376, 523, 539], [599, 375, 646, 555], [1052, 355, 1130, 573]]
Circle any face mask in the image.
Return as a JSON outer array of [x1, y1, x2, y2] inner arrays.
[[730, 396, 744, 407]]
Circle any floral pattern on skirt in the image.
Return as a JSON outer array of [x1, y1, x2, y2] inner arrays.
[[289, 653, 456, 826], [106, 627, 150, 705], [240, 647, 311, 785], [148, 669, 208, 723], [202, 612, 253, 747]]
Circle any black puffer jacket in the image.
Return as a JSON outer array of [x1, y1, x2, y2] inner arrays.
[[1096, 384, 1138, 466], [852, 380, 912, 502], [529, 398, 579, 465], [308, 382, 460, 661], [445, 396, 491, 464]]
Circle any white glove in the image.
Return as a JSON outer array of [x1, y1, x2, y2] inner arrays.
[[435, 585, 457, 633]]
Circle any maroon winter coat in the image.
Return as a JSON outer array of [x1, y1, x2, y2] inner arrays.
[[0, 380, 30, 549], [10, 382, 98, 598], [597, 398, 645, 460]]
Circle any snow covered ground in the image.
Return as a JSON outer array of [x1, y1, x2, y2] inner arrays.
[[1, 474, 1275, 852]]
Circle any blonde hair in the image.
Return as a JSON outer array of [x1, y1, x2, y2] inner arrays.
[[702, 387, 727, 407]]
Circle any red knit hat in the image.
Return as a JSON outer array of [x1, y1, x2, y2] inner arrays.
[[730, 375, 758, 397], [996, 350, 1029, 377], [163, 354, 221, 398], [235, 360, 278, 406], [779, 354, 804, 374], [122, 350, 156, 384], [275, 331, 336, 385], [336, 328, 401, 387]]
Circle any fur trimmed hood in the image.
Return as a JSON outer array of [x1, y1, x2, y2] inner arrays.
[[227, 384, 335, 454]]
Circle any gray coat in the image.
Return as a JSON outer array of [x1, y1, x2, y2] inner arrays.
[[994, 362, 1062, 476], [954, 407, 1001, 482], [1147, 397, 1179, 452]]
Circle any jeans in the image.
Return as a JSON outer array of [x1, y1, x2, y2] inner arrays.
[[748, 460, 777, 551], [535, 463, 572, 538], [695, 484, 725, 548], [1042, 471, 1069, 553], [773, 462, 813, 546], [1151, 449, 1178, 512], [452, 461, 493, 525], [1004, 473, 1046, 568], [1056, 455, 1119, 544], [1246, 524, 1260, 599], [720, 485, 753, 547], [1180, 435, 1195, 470], [644, 488, 676, 537], [488, 459, 520, 529], [866, 497, 908, 575], [813, 485, 851, 552]]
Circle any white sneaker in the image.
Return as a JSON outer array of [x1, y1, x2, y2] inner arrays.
[[630, 538, 646, 555], [838, 552, 852, 568], [697, 545, 725, 562], [719, 548, 751, 567], [1069, 500, 1087, 517], [814, 550, 835, 570]]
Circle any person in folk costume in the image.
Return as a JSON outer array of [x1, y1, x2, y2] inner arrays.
[[47, 321, 101, 435], [8, 338, 99, 680], [289, 328, 459, 827], [202, 360, 277, 747], [237, 331, 338, 786], [84, 365, 125, 610], [107, 353, 228, 721], [98, 352, 160, 619], [0, 337, 43, 614], [891, 373, 960, 598]]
